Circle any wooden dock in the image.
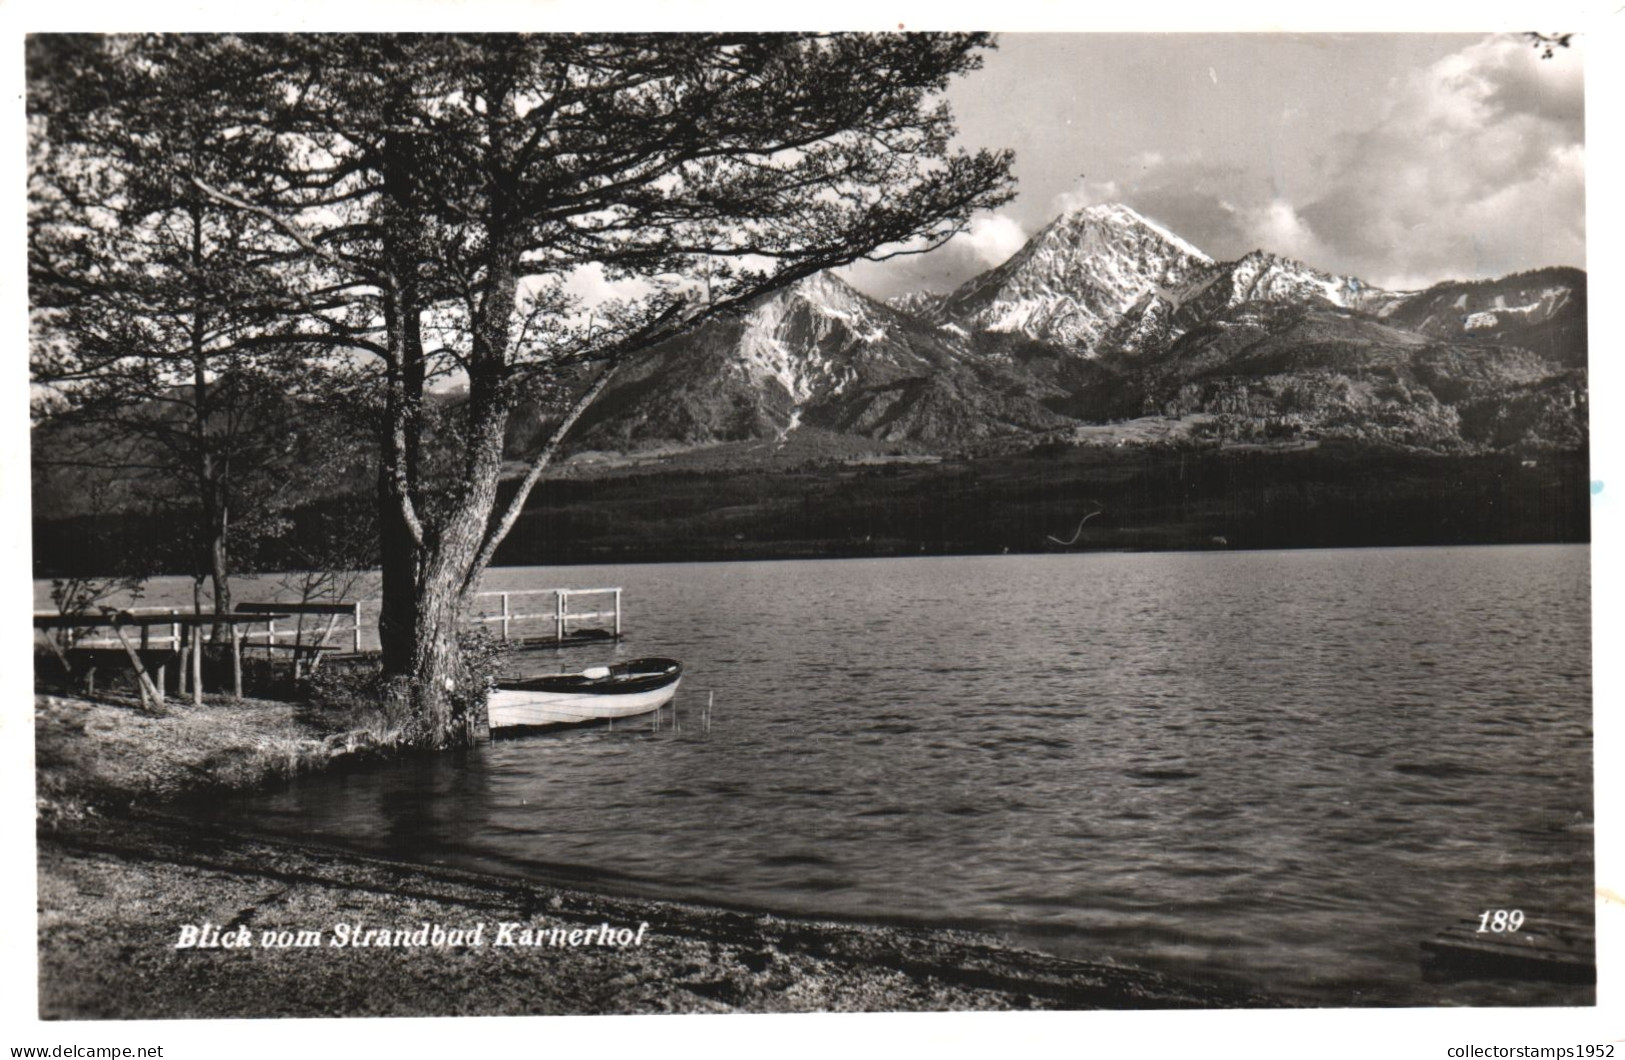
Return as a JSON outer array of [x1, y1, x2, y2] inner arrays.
[[1421, 917, 1595, 983], [35, 586, 626, 702], [237, 587, 624, 653], [34, 609, 291, 707]]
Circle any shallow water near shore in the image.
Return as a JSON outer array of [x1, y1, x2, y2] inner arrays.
[[183, 545, 1592, 1006]]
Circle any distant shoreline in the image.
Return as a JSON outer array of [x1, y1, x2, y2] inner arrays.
[[31, 541, 1593, 611], [34, 442, 1590, 579]]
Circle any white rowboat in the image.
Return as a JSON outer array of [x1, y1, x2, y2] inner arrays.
[[489, 658, 682, 731]]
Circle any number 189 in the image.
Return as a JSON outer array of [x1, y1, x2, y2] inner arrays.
[[1477, 909, 1524, 933]]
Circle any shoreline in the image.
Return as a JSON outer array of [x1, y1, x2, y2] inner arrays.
[[33, 690, 1272, 1016], [38, 811, 1270, 1017]]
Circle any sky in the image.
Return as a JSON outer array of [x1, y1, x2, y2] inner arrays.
[[840, 32, 1587, 300]]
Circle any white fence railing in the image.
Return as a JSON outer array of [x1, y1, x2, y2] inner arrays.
[[38, 587, 623, 657], [468, 587, 622, 642]]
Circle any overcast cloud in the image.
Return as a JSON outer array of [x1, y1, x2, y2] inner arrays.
[[844, 33, 1585, 300], [1298, 34, 1584, 289]]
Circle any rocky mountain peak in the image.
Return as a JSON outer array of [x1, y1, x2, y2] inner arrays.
[[1059, 202, 1213, 264], [933, 202, 1214, 351], [1188, 250, 1378, 313], [727, 272, 908, 406], [560, 203, 1587, 458]]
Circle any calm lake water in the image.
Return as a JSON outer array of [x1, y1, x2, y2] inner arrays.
[[173, 546, 1591, 1006]]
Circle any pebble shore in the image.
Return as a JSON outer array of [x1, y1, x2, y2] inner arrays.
[[35, 692, 1267, 1016]]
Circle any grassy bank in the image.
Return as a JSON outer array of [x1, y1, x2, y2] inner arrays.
[[33, 691, 1270, 1016], [34, 691, 398, 830]]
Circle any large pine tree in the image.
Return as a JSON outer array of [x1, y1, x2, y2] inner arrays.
[[30, 33, 1015, 745]]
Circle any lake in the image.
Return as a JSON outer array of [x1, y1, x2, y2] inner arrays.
[[167, 545, 1591, 1006]]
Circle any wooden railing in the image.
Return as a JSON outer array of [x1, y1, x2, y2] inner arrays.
[[39, 587, 621, 665], [236, 600, 365, 653], [468, 587, 623, 642], [36, 607, 188, 651]]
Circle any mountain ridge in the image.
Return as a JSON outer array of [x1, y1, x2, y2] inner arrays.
[[557, 203, 1586, 459]]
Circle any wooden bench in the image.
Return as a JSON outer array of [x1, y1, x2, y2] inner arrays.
[[236, 601, 365, 655], [35, 610, 290, 706], [240, 641, 342, 678], [57, 647, 179, 702]]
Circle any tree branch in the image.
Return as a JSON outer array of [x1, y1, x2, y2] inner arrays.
[[190, 176, 376, 279], [464, 360, 620, 589]]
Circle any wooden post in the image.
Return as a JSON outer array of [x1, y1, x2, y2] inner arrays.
[[316, 612, 341, 650], [106, 617, 164, 710], [191, 625, 203, 707], [555, 590, 567, 643], [613, 588, 622, 638], [170, 611, 180, 651], [42, 633, 73, 676], [501, 592, 511, 641], [352, 601, 363, 653], [266, 617, 277, 648], [231, 625, 243, 699], [306, 615, 339, 677]]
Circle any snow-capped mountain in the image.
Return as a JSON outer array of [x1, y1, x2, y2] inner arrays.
[[1173, 249, 1385, 316], [569, 271, 1071, 449], [550, 203, 1586, 457], [1099, 249, 1394, 357], [885, 290, 948, 319], [1106, 298, 1586, 451], [934, 202, 1213, 350], [726, 271, 913, 407], [1373, 267, 1587, 367]]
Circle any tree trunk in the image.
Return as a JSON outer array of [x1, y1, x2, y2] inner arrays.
[[375, 350, 507, 745], [405, 511, 493, 746], [376, 490, 421, 673], [203, 491, 232, 642], [372, 112, 495, 747], [376, 482, 493, 747], [208, 539, 232, 643]]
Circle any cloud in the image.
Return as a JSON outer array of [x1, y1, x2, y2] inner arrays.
[[1042, 34, 1584, 288], [560, 263, 658, 307], [1239, 199, 1328, 264], [1050, 180, 1123, 218], [850, 34, 1584, 300], [956, 214, 1030, 267], [1298, 34, 1584, 286], [839, 211, 1030, 301]]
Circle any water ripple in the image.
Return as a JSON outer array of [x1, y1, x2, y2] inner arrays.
[[196, 545, 1592, 1007]]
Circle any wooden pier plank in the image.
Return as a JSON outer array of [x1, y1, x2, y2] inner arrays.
[[1421, 917, 1595, 982]]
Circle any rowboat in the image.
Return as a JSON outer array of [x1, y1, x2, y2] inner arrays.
[[489, 657, 682, 731]]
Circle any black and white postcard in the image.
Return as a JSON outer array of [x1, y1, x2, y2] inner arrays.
[[5, 4, 1619, 1057]]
